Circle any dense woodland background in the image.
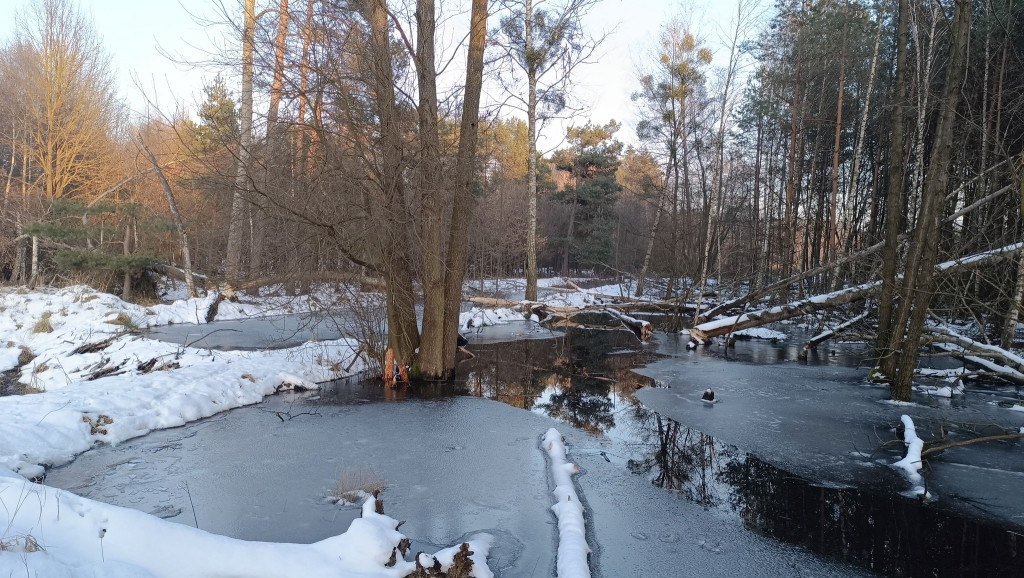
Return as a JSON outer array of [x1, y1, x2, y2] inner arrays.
[[1, 0, 1022, 391]]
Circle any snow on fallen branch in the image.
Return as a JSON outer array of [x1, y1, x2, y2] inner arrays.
[[925, 323, 1024, 383], [892, 415, 930, 498], [693, 281, 881, 340], [542, 428, 591, 578], [805, 310, 871, 349], [693, 241, 1024, 341]]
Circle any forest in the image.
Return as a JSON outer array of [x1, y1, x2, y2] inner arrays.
[[1, 0, 1023, 399]]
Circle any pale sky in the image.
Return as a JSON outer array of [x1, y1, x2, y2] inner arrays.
[[0, 0, 752, 149]]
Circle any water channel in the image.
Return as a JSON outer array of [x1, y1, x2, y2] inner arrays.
[[43, 317, 1024, 577]]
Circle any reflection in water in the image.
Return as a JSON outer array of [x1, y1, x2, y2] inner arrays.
[[627, 414, 1024, 577], [627, 413, 723, 507], [454, 328, 657, 434], [447, 331, 1023, 577]]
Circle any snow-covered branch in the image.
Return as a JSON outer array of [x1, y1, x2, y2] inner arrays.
[[542, 428, 591, 578]]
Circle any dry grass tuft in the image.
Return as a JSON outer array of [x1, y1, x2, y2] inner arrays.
[[0, 534, 44, 553], [333, 467, 387, 504], [32, 312, 53, 334], [106, 312, 137, 330], [17, 347, 34, 366]]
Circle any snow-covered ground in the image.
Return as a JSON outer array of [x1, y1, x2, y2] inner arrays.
[[0, 286, 501, 576], [0, 282, 600, 577]]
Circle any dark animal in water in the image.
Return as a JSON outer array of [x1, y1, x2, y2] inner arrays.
[[701, 388, 715, 402], [457, 333, 475, 360]]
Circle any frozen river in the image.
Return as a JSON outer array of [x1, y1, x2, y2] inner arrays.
[[47, 323, 1024, 576]]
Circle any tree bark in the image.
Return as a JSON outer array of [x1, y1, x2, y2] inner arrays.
[[888, 0, 972, 401], [441, 0, 488, 370], [415, 0, 448, 377], [225, 0, 256, 285], [524, 0, 540, 301], [366, 0, 420, 368], [875, 0, 909, 358], [139, 135, 196, 298], [828, 16, 848, 263]]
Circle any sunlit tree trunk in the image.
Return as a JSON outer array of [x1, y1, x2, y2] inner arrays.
[[525, 0, 539, 300], [225, 0, 255, 285]]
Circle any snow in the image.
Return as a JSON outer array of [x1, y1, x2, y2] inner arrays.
[[934, 241, 1024, 271], [696, 280, 881, 334], [0, 288, 361, 479], [0, 346, 20, 372], [0, 471, 492, 577], [892, 415, 930, 498], [0, 285, 501, 577], [459, 306, 524, 328], [542, 428, 591, 578], [917, 385, 964, 398], [733, 327, 787, 340]]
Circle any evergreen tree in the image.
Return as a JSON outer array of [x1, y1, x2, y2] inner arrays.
[[552, 121, 623, 275]]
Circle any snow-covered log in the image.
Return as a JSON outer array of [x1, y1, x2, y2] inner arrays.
[[603, 309, 653, 341], [926, 325, 1024, 383], [693, 281, 882, 341], [700, 240, 886, 321], [694, 242, 1024, 341], [542, 428, 591, 578], [805, 310, 871, 349]]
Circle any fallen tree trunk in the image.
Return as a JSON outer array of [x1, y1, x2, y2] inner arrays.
[[702, 187, 1020, 322], [700, 240, 886, 321], [603, 308, 653, 341], [921, 432, 1024, 458], [925, 324, 1024, 382], [692, 280, 882, 341], [805, 310, 871, 349], [694, 242, 1024, 341]]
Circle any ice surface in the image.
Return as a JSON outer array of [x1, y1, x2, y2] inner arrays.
[[635, 333, 1024, 529]]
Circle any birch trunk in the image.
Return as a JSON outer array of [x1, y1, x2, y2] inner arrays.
[[841, 16, 882, 248]]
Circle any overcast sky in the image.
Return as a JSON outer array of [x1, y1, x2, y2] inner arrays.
[[0, 0, 753, 150]]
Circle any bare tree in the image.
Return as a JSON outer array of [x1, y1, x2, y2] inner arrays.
[[493, 0, 603, 300]]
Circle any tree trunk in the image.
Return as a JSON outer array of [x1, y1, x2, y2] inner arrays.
[[875, 0, 909, 359], [140, 134, 196, 298], [1000, 252, 1024, 348], [366, 0, 420, 368], [888, 0, 972, 401], [635, 169, 669, 298], [416, 0, 448, 377], [29, 235, 38, 288], [524, 0, 539, 301], [225, 0, 256, 285], [441, 0, 488, 370], [122, 223, 133, 301], [828, 17, 848, 263]]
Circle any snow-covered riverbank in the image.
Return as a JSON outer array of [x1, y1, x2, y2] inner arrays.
[[0, 285, 488, 577]]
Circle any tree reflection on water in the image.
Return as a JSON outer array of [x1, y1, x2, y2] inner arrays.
[[455, 327, 656, 434], [449, 328, 1024, 576]]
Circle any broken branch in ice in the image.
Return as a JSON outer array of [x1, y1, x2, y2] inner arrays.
[[892, 415, 929, 498]]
